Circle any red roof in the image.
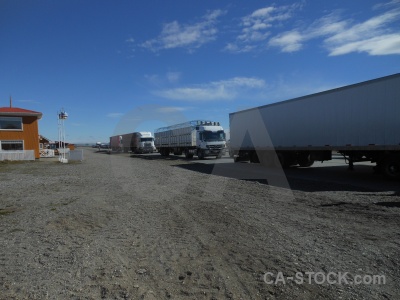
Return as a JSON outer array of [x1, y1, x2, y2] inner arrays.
[[0, 107, 42, 119]]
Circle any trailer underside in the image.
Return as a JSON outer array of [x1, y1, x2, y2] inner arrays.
[[230, 148, 400, 179]]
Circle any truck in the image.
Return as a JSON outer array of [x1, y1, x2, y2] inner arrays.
[[109, 132, 155, 153], [229, 73, 400, 179], [155, 120, 226, 159]]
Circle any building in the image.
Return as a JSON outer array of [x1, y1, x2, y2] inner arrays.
[[0, 104, 43, 159], [39, 135, 52, 150]]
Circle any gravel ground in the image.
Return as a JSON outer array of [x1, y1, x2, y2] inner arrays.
[[0, 148, 399, 299]]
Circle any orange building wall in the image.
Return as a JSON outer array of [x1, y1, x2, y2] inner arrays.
[[0, 116, 40, 158]]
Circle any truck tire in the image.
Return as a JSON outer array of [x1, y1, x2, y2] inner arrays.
[[233, 156, 242, 163], [382, 155, 400, 179], [184, 149, 193, 159], [160, 148, 169, 156], [198, 149, 205, 160], [298, 153, 315, 167]]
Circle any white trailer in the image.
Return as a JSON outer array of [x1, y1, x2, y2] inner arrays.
[[109, 132, 155, 153], [229, 73, 400, 179], [155, 120, 226, 159]]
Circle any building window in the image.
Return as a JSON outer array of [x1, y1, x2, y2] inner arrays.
[[0, 117, 23, 130], [0, 140, 24, 150]]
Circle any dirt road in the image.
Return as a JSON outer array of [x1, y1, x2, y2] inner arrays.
[[0, 148, 399, 299]]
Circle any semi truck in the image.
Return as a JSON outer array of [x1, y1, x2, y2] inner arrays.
[[109, 132, 155, 153], [155, 120, 226, 159], [229, 73, 400, 179]]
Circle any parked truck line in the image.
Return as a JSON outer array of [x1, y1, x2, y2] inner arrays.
[[109, 132, 155, 153]]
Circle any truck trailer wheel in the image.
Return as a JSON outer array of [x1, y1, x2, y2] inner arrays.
[[161, 148, 170, 156], [197, 150, 205, 160], [233, 156, 243, 163], [184, 149, 193, 159], [298, 153, 315, 167], [382, 155, 400, 179]]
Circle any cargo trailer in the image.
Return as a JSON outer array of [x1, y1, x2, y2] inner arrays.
[[229, 73, 400, 179]]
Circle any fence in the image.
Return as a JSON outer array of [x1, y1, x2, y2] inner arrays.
[[68, 149, 84, 161], [40, 149, 55, 158], [0, 150, 35, 161]]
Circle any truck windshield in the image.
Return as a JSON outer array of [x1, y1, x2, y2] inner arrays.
[[203, 130, 225, 142], [141, 138, 154, 142]]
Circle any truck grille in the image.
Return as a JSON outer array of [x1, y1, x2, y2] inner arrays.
[[207, 145, 223, 149]]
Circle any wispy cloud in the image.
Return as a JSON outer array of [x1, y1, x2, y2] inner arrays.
[[142, 10, 226, 52], [328, 34, 400, 56], [269, 30, 304, 52], [156, 106, 191, 113], [268, 3, 400, 56], [224, 4, 302, 53], [107, 113, 124, 118], [325, 8, 400, 55], [154, 77, 266, 101], [145, 72, 182, 86], [166, 72, 181, 83]]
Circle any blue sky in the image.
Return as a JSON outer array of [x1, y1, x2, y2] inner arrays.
[[1, 0, 400, 143]]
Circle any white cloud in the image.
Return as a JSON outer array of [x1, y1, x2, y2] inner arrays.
[[223, 43, 255, 53], [307, 13, 348, 38], [269, 30, 304, 52], [329, 34, 400, 56], [326, 9, 400, 44], [325, 8, 400, 55], [268, 4, 400, 56], [226, 4, 301, 53], [268, 12, 348, 52], [154, 77, 266, 101], [142, 10, 225, 52]]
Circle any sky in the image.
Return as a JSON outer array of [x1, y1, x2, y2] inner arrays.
[[1, 0, 400, 143]]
